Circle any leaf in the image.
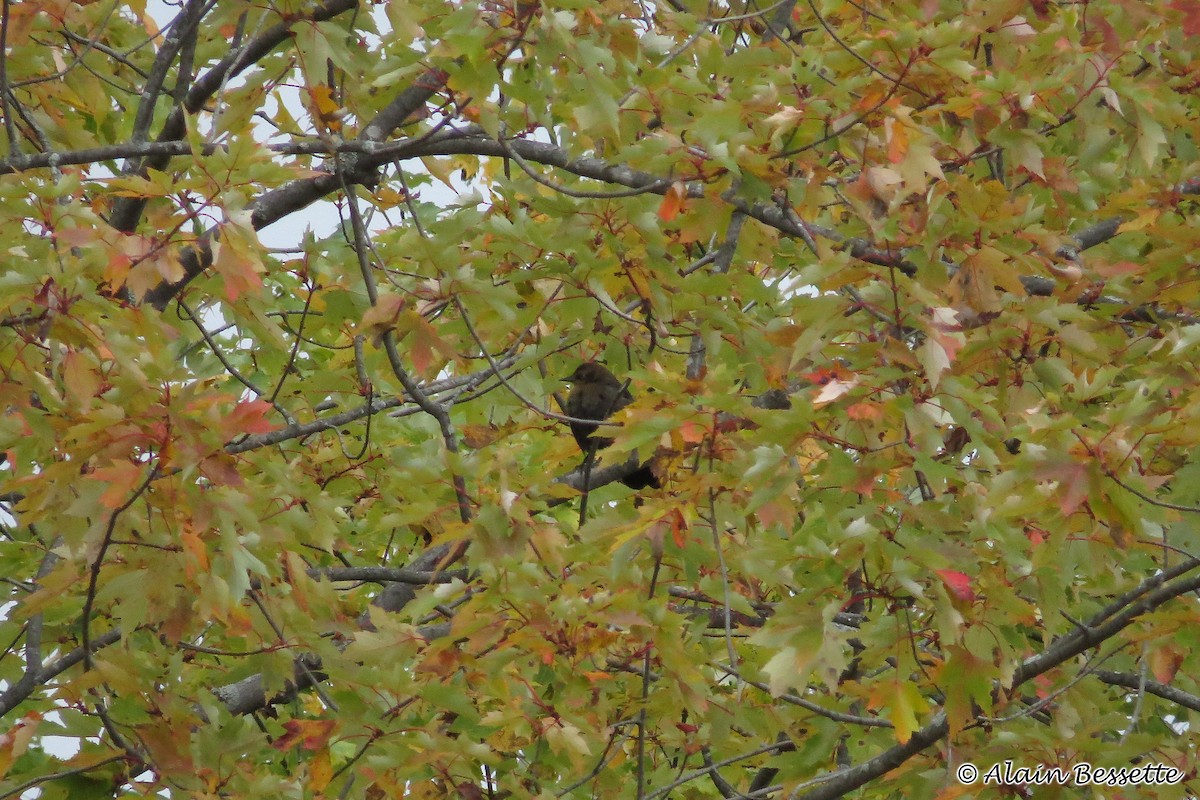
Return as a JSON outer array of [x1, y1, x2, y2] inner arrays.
[[402, 311, 456, 377], [1168, 0, 1200, 35], [863, 166, 902, 204], [358, 294, 407, 344], [1115, 210, 1160, 235], [935, 569, 976, 603], [885, 115, 909, 163], [305, 84, 344, 132], [308, 748, 333, 792], [846, 402, 884, 421], [272, 719, 337, 752], [764, 323, 804, 346], [1010, 137, 1044, 178], [921, 335, 950, 388], [657, 181, 688, 222], [225, 399, 274, 435], [760, 646, 814, 697], [1134, 114, 1167, 169], [937, 646, 994, 735], [1150, 643, 1185, 684], [0, 713, 41, 779], [92, 461, 145, 510], [811, 377, 857, 407], [543, 719, 591, 768], [211, 220, 264, 302], [62, 350, 100, 408], [888, 680, 923, 744]]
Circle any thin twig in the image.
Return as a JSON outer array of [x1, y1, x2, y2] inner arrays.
[[81, 464, 160, 669]]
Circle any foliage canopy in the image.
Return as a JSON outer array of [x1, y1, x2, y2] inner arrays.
[[1, 0, 1200, 798]]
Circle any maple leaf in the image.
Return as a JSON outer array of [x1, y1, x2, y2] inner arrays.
[[92, 461, 145, 509], [935, 569, 976, 603], [226, 399, 274, 435], [271, 719, 337, 752], [657, 181, 688, 221]]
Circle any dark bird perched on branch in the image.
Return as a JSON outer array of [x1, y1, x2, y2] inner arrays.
[[563, 362, 660, 490]]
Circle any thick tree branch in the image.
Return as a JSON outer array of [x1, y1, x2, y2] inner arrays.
[[400, 133, 1199, 295], [110, 0, 359, 233], [142, 66, 450, 309], [0, 628, 122, 719], [791, 561, 1200, 800], [1093, 669, 1200, 713], [224, 357, 513, 454]]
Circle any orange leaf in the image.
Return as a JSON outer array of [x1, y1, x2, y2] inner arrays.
[[846, 402, 883, 421], [1094, 260, 1143, 277], [1150, 644, 1185, 684], [408, 313, 454, 377], [199, 452, 243, 487], [677, 419, 708, 444], [359, 294, 407, 344], [886, 117, 909, 163], [62, 350, 100, 407], [180, 526, 209, 575], [212, 227, 264, 302], [1036, 460, 1091, 515], [226, 399, 274, 435], [657, 182, 687, 222], [272, 719, 337, 752], [306, 84, 343, 131], [666, 507, 688, 548], [92, 461, 145, 509]]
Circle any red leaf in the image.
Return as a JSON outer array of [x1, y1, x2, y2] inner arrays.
[[1168, 0, 1200, 35], [227, 399, 274, 435], [199, 453, 243, 487], [935, 569, 976, 603], [1094, 260, 1142, 277]]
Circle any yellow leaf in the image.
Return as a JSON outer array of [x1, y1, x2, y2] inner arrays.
[[764, 323, 804, 347], [420, 156, 458, 191], [889, 680, 922, 743], [1117, 208, 1160, 233], [62, 350, 100, 409], [308, 749, 333, 792]]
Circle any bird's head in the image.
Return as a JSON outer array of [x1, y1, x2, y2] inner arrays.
[[563, 362, 619, 386]]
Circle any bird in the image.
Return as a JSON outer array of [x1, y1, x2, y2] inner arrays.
[[562, 362, 660, 490]]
